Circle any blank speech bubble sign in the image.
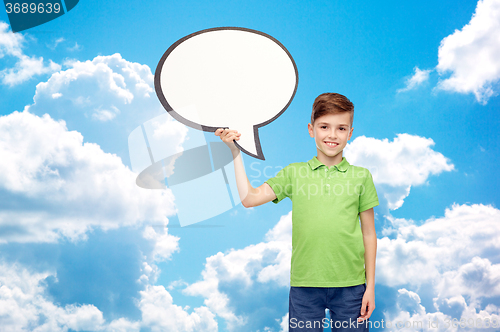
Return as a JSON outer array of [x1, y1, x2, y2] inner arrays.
[[154, 27, 298, 160]]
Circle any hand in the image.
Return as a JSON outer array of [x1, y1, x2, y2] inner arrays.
[[358, 287, 375, 322], [215, 128, 241, 151]]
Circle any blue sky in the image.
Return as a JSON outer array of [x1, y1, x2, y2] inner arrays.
[[1, 0, 499, 331]]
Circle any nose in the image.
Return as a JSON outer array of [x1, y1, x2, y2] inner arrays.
[[327, 128, 337, 139]]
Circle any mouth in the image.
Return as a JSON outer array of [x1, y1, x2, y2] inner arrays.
[[324, 141, 339, 148]]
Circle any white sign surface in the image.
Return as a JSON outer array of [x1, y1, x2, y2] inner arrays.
[[155, 27, 298, 160]]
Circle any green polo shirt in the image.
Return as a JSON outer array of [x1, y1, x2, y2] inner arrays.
[[265, 156, 379, 287]]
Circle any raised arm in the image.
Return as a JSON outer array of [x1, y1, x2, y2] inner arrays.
[[215, 128, 277, 208]]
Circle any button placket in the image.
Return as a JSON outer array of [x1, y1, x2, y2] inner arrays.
[[323, 168, 330, 191]]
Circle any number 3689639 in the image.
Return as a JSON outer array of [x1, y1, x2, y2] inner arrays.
[[5, 2, 61, 14]]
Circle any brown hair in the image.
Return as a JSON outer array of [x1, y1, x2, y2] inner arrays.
[[311, 93, 354, 126]]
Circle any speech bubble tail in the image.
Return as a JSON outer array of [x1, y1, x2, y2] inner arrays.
[[233, 126, 265, 160]]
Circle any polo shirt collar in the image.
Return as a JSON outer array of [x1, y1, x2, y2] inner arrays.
[[308, 156, 350, 172]]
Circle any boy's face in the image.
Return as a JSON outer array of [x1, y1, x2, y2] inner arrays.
[[307, 112, 353, 159]]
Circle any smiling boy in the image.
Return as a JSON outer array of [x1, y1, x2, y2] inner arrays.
[[215, 92, 378, 331]]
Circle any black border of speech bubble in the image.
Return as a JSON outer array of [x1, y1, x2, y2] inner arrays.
[[154, 26, 299, 160]]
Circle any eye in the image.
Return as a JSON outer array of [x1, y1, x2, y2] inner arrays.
[[339, 127, 346, 131], [320, 125, 327, 129]]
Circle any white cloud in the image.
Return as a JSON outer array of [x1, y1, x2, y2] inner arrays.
[[383, 288, 500, 332], [0, 22, 61, 86], [184, 212, 292, 331], [105, 318, 141, 332], [0, 260, 217, 332], [28, 53, 158, 126], [138, 261, 160, 286], [398, 67, 432, 92], [382, 289, 451, 331], [67, 42, 82, 52], [344, 134, 454, 209], [435, 0, 500, 104], [279, 313, 289, 332], [436, 256, 500, 300], [378, 203, 500, 287], [399, 0, 500, 104], [2, 55, 60, 86], [47, 37, 65, 50], [0, 110, 179, 244], [143, 225, 181, 262], [92, 106, 120, 122], [138, 285, 218, 332], [24, 53, 188, 167], [376, 203, 500, 330], [0, 22, 23, 58], [0, 262, 105, 332]]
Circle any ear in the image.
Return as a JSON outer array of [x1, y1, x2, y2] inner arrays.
[[308, 123, 314, 138], [348, 127, 354, 141]]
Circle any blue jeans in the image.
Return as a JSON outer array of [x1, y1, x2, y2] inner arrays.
[[289, 284, 369, 332]]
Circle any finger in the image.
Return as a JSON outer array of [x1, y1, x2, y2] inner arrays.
[[367, 305, 375, 319], [223, 132, 237, 141], [217, 128, 230, 137], [360, 304, 374, 320], [221, 129, 231, 138], [358, 312, 371, 321], [224, 130, 239, 139], [227, 134, 240, 141], [358, 313, 368, 321], [360, 300, 367, 316]]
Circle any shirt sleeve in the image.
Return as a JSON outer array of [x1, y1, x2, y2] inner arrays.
[[264, 165, 292, 204], [359, 169, 379, 212]]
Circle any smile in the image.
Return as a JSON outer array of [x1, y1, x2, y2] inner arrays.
[[324, 141, 338, 147]]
